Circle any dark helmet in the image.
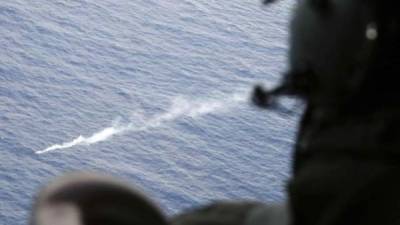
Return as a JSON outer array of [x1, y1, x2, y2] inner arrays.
[[31, 173, 168, 225], [254, 0, 400, 112]]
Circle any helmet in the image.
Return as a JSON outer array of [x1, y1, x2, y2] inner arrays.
[[254, 0, 400, 111]]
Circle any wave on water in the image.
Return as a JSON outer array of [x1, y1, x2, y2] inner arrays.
[[36, 92, 248, 154]]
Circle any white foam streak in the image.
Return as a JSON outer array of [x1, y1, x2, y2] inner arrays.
[[36, 92, 247, 154], [36, 127, 124, 154]]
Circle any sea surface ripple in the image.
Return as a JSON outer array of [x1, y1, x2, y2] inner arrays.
[[0, 0, 297, 224]]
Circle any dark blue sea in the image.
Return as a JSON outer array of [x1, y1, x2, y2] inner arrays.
[[0, 0, 299, 224]]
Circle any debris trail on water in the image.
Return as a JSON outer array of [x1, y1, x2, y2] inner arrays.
[[36, 92, 248, 154]]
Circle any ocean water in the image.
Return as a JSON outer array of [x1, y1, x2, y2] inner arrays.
[[0, 0, 299, 224]]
